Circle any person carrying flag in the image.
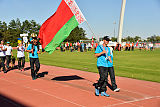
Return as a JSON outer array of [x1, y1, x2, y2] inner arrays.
[[27, 37, 41, 80], [93, 36, 112, 97]]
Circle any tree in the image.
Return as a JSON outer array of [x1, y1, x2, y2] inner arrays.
[[111, 37, 117, 42], [147, 35, 160, 42], [0, 18, 87, 46], [65, 26, 87, 42], [134, 36, 141, 42]]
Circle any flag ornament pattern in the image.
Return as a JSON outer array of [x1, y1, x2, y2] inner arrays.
[[38, 0, 86, 54]]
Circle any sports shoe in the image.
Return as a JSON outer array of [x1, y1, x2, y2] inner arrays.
[[4, 71, 7, 73], [101, 92, 110, 97], [21, 68, 25, 72], [95, 88, 99, 96], [32, 78, 36, 80], [114, 88, 120, 92]]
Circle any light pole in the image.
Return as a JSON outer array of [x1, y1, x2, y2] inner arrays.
[[113, 21, 116, 38], [117, 0, 126, 44]]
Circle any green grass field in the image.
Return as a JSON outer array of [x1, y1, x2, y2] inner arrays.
[[13, 48, 160, 83]]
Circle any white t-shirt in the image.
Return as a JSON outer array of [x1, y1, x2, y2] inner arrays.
[[6, 46, 12, 56], [17, 46, 25, 58], [0, 45, 6, 57]]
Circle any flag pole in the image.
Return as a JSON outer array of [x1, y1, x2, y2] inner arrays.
[[117, 0, 126, 44], [85, 21, 99, 42]]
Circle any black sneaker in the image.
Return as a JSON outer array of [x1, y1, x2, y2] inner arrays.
[[4, 71, 7, 73]]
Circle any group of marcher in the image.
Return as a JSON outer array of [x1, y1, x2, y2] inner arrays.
[[139, 42, 154, 51], [60, 42, 98, 52], [1, 35, 120, 97], [125, 42, 134, 51], [0, 36, 41, 80]]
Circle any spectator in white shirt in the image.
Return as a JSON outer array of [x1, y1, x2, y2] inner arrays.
[[0, 40, 7, 73], [17, 42, 25, 71], [6, 42, 13, 70]]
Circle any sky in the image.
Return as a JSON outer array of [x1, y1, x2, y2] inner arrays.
[[0, 0, 160, 39]]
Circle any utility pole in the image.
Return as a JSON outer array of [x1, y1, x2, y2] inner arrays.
[[113, 21, 116, 38], [117, 0, 126, 44]]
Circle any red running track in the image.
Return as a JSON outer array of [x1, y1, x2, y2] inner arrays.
[[0, 62, 160, 107]]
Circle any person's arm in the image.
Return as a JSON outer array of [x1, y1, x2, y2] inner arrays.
[[37, 50, 41, 54], [26, 45, 33, 53], [2, 46, 7, 51], [108, 56, 112, 63], [107, 48, 112, 63], [95, 50, 106, 57], [95, 46, 106, 57], [26, 49, 33, 53], [11, 48, 13, 56]]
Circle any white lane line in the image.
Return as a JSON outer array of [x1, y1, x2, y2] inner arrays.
[[107, 96, 160, 107], [121, 89, 148, 97], [0, 78, 85, 107]]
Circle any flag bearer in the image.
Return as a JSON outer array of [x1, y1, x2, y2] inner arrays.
[[27, 37, 41, 80]]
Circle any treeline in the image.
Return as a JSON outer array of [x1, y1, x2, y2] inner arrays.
[[0, 18, 41, 46], [111, 35, 160, 43], [0, 18, 87, 46]]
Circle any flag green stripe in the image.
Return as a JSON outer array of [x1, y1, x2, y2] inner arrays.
[[44, 16, 79, 54]]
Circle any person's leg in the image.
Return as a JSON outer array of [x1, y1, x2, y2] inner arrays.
[[93, 66, 105, 96], [108, 67, 117, 90], [30, 58, 36, 80], [94, 67, 108, 93], [9, 55, 11, 68], [100, 67, 108, 93], [100, 67, 110, 97], [21, 57, 25, 69], [35, 58, 40, 75], [6, 55, 10, 69], [18, 58, 22, 70], [1, 57, 6, 72]]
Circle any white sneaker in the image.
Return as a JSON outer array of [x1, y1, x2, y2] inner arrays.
[[114, 88, 120, 92]]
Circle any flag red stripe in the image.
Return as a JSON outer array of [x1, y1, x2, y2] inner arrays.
[[38, 0, 74, 48]]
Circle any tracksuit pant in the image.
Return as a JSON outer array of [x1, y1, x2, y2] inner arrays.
[[0, 56, 6, 71], [6, 55, 11, 69], [30, 58, 40, 79], [108, 67, 117, 90], [17, 57, 25, 69], [95, 66, 109, 92]]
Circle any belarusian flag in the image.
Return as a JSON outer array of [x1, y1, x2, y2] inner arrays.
[[38, 0, 86, 54]]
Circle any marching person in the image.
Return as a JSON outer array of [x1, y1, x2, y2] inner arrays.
[[17, 42, 25, 71], [27, 37, 40, 80], [108, 46, 120, 92], [0, 40, 7, 73], [6, 42, 13, 70], [93, 36, 112, 97]]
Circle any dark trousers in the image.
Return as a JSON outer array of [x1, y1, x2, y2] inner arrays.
[[18, 57, 25, 69], [95, 66, 109, 92], [0, 56, 6, 71], [30, 58, 40, 79], [132, 46, 134, 51], [108, 67, 117, 90], [6, 55, 11, 69]]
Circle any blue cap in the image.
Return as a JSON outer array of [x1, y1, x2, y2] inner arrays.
[[7, 42, 10, 44]]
